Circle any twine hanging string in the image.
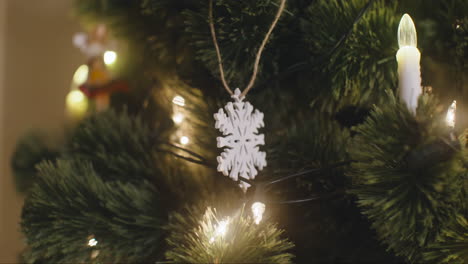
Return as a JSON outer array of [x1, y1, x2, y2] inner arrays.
[[208, 0, 232, 96], [209, 0, 287, 97]]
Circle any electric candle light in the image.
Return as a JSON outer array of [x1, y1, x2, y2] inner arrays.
[[396, 14, 422, 114]]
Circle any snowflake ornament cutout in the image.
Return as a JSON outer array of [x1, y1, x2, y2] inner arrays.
[[214, 88, 267, 191]]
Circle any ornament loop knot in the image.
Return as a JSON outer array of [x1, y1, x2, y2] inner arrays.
[[231, 88, 245, 102]]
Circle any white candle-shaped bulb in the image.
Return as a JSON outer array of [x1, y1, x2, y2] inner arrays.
[[446, 100, 456, 128], [398, 14, 417, 48], [396, 14, 422, 114]]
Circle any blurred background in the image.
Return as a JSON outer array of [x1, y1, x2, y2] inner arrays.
[[0, 0, 81, 261]]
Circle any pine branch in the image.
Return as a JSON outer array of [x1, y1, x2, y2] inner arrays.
[[165, 206, 294, 263], [349, 92, 468, 262]]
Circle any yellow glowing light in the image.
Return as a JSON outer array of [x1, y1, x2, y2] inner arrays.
[[180, 136, 189, 145], [72, 64, 89, 86], [88, 238, 98, 247], [251, 202, 266, 225], [103, 50, 117, 65], [66, 90, 88, 117], [398, 14, 417, 48], [173, 113, 184, 124], [210, 218, 230, 243], [446, 100, 456, 128], [172, 95, 185, 106]]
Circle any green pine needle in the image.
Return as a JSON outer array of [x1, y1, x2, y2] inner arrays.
[[349, 91, 468, 262], [65, 110, 158, 183], [21, 160, 167, 263]]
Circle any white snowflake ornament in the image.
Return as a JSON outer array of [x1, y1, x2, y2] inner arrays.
[[214, 88, 267, 192]]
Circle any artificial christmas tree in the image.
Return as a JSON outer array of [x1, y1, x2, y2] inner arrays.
[[13, 0, 468, 263]]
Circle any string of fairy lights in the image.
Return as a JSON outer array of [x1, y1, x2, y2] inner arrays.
[[83, 97, 457, 254], [171, 95, 190, 145]]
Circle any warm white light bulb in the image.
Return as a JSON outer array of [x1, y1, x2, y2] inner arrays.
[[446, 100, 456, 128], [172, 113, 184, 124], [172, 95, 185, 107], [251, 202, 266, 225], [215, 219, 229, 237], [180, 136, 189, 145], [103, 51, 117, 65], [72, 64, 89, 85], [210, 218, 230, 243], [398, 14, 417, 48], [88, 238, 98, 247]]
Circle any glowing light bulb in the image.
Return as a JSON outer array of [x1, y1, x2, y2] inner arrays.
[[88, 238, 98, 247], [66, 90, 88, 117], [210, 218, 230, 243], [103, 51, 117, 65], [180, 136, 189, 145], [72, 64, 89, 86], [173, 113, 184, 124], [396, 13, 421, 114], [446, 100, 456, 128], [172, 95, 185, 106], [251, 202, 266, 225], [398, 14, 417, 48], [215, 219, 229, 237]]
